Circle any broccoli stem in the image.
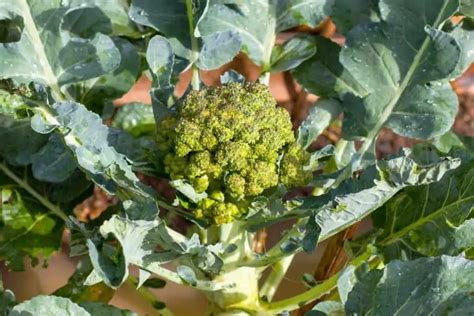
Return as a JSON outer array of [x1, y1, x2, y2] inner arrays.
[[205, 222, 263, 314], [262, 249, 376, 314], [259, 254, 294, 301], [185, 0, 201, 90]]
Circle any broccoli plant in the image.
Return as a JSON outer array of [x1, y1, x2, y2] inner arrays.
[[0, 0, 473, 315]]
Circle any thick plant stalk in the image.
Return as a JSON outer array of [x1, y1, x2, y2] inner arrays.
[[205, 222, 262, 314]]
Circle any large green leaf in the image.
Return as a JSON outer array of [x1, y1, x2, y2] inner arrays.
[[374, 157, 474, 258], [292, 36, 367, 98], [68, 0, 140, 38], [308, 149, 460, 244], [197, 0, 333, 66], [345, 256, 474, 315], [460, 0, 474, 18], [330, 0, 380, 34], [340, 0, 461, 142], [10, 295, 89, 316], [0, 0, 121, 91]]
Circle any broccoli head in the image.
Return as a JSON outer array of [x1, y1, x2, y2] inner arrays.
[[156, 82, 311, 224]]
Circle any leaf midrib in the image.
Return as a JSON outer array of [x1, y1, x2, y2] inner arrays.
[[380, 195, 474, 246], [17, 0, 59, 94], [358, 0, 453, 159]]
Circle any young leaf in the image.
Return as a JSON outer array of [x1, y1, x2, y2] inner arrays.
[[297, 99, 341, 150], [54, 257, 114, 304], [270, 35, 317, 72], [112, 103, 155, 137], [197, 30, 242, 70], [345, 256, 474, 315]]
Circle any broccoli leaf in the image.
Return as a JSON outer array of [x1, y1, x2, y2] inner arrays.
[[31, 101, 152, 199], [340, 0, 460, 141], [330, 0, 380, 35], [0, 1, 120, 90], [197, 0, 333, 67], [448, 18, 474, 77], [292, 36, 368, 99], [374, 156, 474, 259], [345, 256, 474, 315], [460, 0, 474, 18], [130, 0, 241, 69], [297, 99, 341, 150], [250, 148, 460, 260], [270, 34, 317, 73], [112, 103, 155, 137]]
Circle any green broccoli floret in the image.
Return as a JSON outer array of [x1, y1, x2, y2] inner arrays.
[[156, 82, 312, 224]]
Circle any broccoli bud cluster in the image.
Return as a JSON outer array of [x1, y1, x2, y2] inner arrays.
[[156, 82, 311, 224]]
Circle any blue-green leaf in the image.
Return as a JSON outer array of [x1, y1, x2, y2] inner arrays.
[[292, 36, 368, 99], [345, 256, 474, 315], [340, 0, 461, 141], [0, 1, 121, 89]]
